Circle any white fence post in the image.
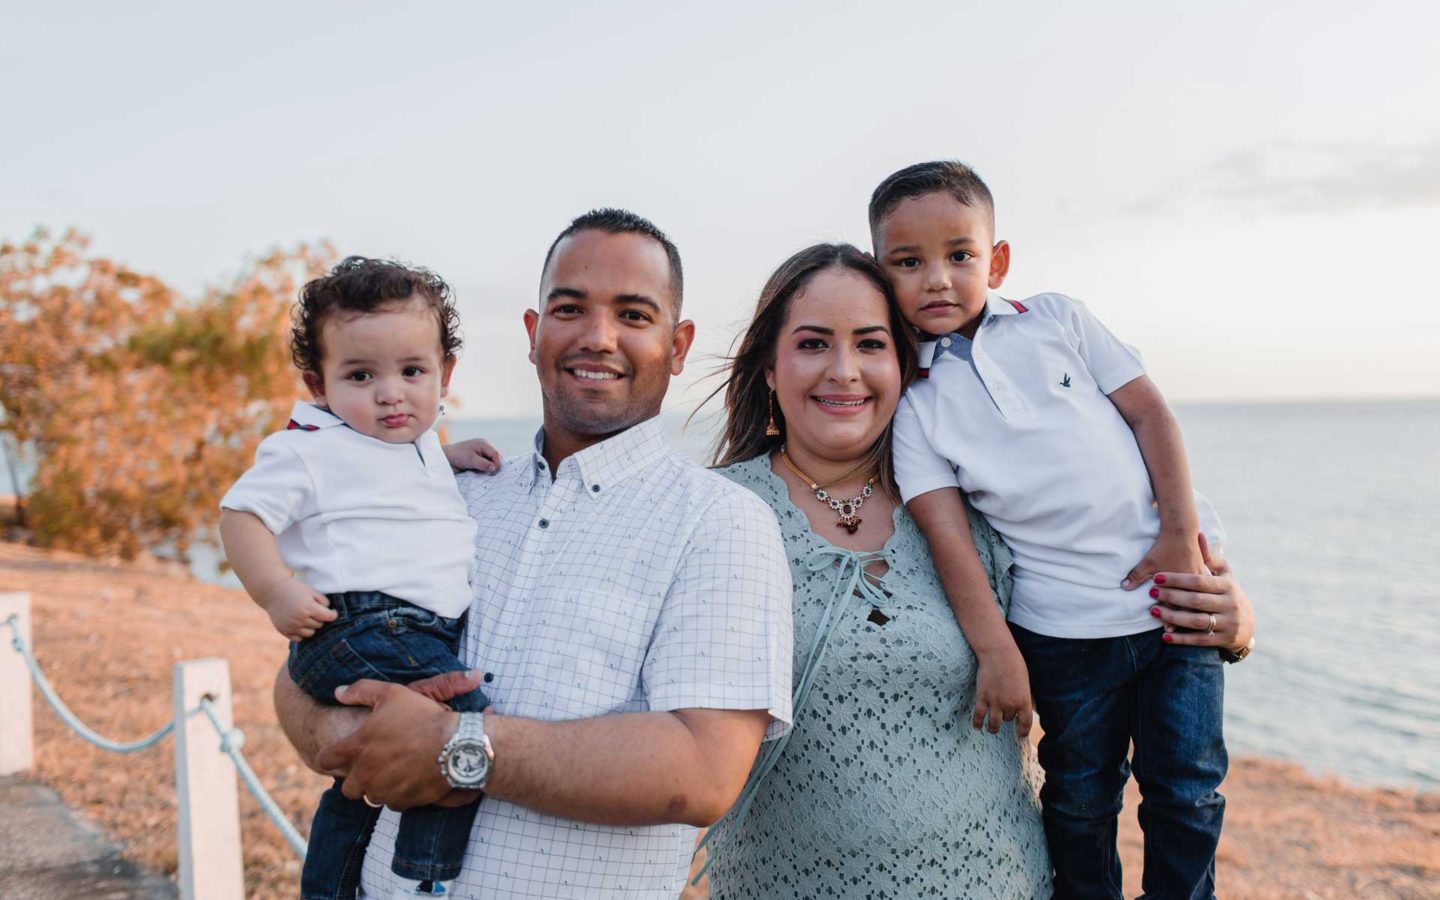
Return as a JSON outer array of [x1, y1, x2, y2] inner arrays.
[[0, 592, 32, 775], [173, 658, 245, 900]]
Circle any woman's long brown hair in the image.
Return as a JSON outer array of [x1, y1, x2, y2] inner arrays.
[[704, 243, 919, 495]]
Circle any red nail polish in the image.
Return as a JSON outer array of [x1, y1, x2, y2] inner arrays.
[[1149, 587, 1160, 599], [1162, 633, 1173, 643], [1150, 607, 1162, 617], [1154, 574, 1166, 585]]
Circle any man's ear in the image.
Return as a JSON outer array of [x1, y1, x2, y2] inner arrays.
[[302, 371, 326, 403], [669, 319, 696, 376], [523, 309, 540, 365], [988, 240, 1011, 289], [440, 356, 457, 397]]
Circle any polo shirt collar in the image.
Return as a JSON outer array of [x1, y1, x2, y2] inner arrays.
[[288, 401, 345, 429], [526, 416, 669, 494], [916, 292, 1023, 370]]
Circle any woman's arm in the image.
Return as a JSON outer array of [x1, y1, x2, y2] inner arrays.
[[1149, 535, 1256, 651]]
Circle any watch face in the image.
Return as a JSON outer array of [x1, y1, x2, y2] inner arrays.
[[449, 742, 490, 784]]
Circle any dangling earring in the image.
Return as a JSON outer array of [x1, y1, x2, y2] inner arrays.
[[765, 389, 781, 437]]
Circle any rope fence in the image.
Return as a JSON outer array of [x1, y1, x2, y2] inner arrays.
[[0, 594, 307, 899]]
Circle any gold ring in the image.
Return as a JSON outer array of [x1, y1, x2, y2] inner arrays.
[[1205, 613, 1217, 636], [363, 794, 383, 809]]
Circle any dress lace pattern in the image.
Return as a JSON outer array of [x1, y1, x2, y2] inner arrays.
[[704, 455, 1052, 898]]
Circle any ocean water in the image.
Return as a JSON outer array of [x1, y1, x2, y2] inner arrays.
[[6, 400, 1437, 789]]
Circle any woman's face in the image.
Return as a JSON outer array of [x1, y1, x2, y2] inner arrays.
[[765, 267, 903, 465]]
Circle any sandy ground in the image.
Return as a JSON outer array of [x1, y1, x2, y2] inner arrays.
[[2, 539, 1437, 899]]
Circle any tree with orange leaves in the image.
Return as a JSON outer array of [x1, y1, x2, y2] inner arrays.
[[0, 227, 334, 561]]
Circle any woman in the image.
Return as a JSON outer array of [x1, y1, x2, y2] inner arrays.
[[697, 244, 1255, 898]]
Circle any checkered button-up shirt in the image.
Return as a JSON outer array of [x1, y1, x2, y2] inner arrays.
[[359, 416, 794, 899]]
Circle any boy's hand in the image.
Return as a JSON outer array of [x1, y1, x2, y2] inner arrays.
[[1122, 531, 1206, 590], [262, 578, 338, 640], [973, 643, 1033, 738], [443, 438, 502, 474]]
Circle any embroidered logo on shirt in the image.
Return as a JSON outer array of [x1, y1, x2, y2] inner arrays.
[[1060, 373, 1072, 388]]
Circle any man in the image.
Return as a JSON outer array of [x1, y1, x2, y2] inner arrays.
[[274, 208, 794, 898]]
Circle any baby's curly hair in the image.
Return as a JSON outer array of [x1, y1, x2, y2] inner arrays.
[[290, 256, 462, 375]]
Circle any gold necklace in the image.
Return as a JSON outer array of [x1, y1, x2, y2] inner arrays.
[[779, 447, 876, 535]]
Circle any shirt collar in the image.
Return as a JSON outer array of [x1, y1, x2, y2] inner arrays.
[[524, 416, 669, 494], [916, 292, 1021, 369], [288, 401, 346, 429]]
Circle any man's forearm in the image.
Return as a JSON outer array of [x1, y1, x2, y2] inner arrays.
[[483, 707, 766, 827], [273, 665, 367, 774]]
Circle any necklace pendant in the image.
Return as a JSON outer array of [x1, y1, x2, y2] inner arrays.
[[837, 516, 861, 534]]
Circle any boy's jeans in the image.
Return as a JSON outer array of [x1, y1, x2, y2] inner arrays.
[[289, 591, 491, 900], [1010, 624, 1227, 900]]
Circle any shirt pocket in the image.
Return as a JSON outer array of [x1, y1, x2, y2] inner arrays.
[[527, 587, 657, 717]]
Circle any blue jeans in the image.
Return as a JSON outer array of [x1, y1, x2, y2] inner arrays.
[[289, 591, 490, 899], [1010, 624, 1227, 900]]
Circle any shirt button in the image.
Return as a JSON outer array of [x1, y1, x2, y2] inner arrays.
[[591, 484, 601, 493], [940, 337, 952, 348], [483, 672, 494, 683], [538, 518, 549, 529]]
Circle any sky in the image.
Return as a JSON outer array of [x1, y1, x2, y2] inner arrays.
[[4, 1, 1439, 417]]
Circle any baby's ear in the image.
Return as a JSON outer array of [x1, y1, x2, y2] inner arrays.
[[302, 371, 326, 402]]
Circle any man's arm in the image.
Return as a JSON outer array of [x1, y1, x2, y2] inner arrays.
[[1108, 375, 1206, 588], [272, 665, 367, 774], [314, 679, 768, 827]]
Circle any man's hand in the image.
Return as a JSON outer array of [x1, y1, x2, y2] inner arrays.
[[1121, 530, 1207, 591], [315, 679, 460, 810], [262, 578, 337, 640], [443, 438, 502, 474], [972, 642, 1034, 738]]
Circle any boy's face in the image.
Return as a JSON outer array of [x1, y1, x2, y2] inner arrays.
[[304, 295, 455, 444], [873, 191, 1010, 339]]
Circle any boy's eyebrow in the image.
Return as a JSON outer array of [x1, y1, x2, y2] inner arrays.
[[885, 237, 980, 254]]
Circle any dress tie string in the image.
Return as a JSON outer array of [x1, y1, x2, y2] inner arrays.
[[692, 544, 890, 883]]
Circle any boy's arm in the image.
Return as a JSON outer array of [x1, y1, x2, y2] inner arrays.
[[1107, 375, 1206, 588], [907, 488, 1032, 738], [219, 509, 336, 639]]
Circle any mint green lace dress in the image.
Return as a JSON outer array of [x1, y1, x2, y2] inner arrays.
[[703, 455, 1051, 898]]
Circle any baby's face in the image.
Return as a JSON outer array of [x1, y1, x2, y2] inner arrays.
[[307, 296, 454, 443], [874, 191, 1008, 339]]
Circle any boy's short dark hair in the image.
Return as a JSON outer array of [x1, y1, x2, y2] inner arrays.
[[291, 256, 462, 375], [541, 208, 685, 314], [868, 160, 996, 235]]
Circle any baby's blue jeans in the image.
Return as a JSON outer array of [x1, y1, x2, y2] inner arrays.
[[289, 591, 490, 900]]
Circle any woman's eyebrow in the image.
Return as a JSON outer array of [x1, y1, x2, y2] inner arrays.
[[790, 324, 834, 335], [854, 325, 891, 335]]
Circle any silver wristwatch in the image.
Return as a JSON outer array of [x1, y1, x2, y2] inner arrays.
[[438, 712, 493, 790]]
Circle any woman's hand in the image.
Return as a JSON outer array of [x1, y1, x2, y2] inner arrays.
[[1149, 534, 1255, 651], [443, 437, 502, 474]]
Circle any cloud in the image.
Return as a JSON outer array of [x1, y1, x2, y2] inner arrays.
[[1126, 140, 1440, 216]]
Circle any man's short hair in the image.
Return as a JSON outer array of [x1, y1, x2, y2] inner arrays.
[[541, 208, 685, 314], [868, 161, 996, 235]]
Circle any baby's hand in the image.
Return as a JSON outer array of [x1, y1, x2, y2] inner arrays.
[[262, 578, 338, 641], [973, 642, 1033, 738], [443, 438, 502, 474], [1122, 531, 1207, 590]]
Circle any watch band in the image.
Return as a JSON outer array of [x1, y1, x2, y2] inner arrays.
[[1219, 636, 1255, 664]]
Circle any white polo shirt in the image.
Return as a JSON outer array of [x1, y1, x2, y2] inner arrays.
[[893, 292, 1223, 639], [220, 401, 476, 617], [358, 417, 794, 900]]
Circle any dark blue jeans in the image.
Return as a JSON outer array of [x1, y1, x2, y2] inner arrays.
[[1010, 624, 1227, 900], [289, 591, 490, 899]]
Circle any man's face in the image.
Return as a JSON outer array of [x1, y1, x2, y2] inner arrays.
[[524, 229, 695, 449]]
